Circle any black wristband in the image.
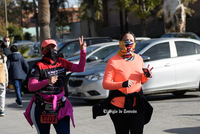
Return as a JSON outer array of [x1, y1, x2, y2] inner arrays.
[[122, 80, 128, 87]]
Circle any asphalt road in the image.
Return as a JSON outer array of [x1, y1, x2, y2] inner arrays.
[[0, 91, 200, 134]]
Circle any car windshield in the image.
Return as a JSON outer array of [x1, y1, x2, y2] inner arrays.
[[67, 46, 100, 61], [135, 41, 151, 53], [57, 42, 66, 51]]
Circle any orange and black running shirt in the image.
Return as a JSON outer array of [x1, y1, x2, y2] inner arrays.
[[102, 54, 148, 108]]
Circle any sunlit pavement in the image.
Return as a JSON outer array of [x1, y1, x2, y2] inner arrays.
[[0, 90, 200, 134]]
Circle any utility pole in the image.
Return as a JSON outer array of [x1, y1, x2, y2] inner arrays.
[[5, 0, 8, 37]]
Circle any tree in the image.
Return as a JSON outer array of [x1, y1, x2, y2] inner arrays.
[[0, 18, 7, 38], [80, 0, 102, 37], [0, 0, 36, 37], [49, 0, 68, 39], [16, 0, 35, 27], [163, 0, 197, 33], [56, 9, 70, 38], [7, 23, 23, 44], [102, 0, 108, 27], [38, 0, 51, 46], [24, 32, 32, 40], [115, 0, 161, 36]]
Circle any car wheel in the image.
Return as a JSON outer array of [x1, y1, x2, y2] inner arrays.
[[172, 91, 186, 96]]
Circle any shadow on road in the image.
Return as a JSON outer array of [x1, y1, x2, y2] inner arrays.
[[68, 98, 101, 107], [164, 127, 200, 134], [145, 92, 200, 101]]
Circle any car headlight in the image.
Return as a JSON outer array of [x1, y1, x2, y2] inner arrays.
[[85, 72, 104, 81]]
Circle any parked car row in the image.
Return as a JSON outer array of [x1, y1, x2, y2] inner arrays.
[[67, 38, 200, 102], [21, 36, 200, 102]]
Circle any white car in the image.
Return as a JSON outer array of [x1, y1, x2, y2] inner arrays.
[[68, 38, 200, 101]]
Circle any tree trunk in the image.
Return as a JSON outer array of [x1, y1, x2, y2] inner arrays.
[[50, 3, 60, 39], [163, 0, 186, 33], [38, 0, 50, 48], [119, 10, 124, 33], [88, 19, 91, 37], [125, 9, 128, 31], [88, 1, 96, 37], [140, 0, 147, 36], [50, 15, 57, 39], [102, 0, 108, 27], [141, 18, 147, 37]]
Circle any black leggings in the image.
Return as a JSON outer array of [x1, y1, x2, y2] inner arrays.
[[109, 105, 145, 134]]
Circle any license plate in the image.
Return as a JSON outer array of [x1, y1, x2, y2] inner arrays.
[[40, 114, 58, 124], [71, 89, 77, 95]]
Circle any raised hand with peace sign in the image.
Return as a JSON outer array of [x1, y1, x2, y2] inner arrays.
[[79, 36, 86, 50]]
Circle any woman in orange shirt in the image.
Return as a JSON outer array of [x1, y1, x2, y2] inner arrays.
[[102, 31, 153, 134]]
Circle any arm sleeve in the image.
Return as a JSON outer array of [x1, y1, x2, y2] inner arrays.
[[22, 56, 29, 74], [4, 56, 8, 86], [69, 49, 86, 72], [28, 64, 48, 92], [102, 60, 123, 90], [6, 57, 10, 70], [28, 78, 49, 92]]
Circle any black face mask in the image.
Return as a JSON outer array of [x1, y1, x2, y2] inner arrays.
[[44, 49, 57, 61]]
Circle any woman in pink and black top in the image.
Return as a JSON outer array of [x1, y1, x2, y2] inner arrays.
[[24, 37, 86, 134], [102, 31, 153, 134]]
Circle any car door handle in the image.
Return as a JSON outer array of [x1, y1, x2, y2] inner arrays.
[[164, 63, 170, 67], [197, 58, 200, 61]]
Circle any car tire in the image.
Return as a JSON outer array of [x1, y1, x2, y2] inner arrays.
[[172, 91, 186, 96]]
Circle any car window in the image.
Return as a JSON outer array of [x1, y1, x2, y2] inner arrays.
[[142, 42, 170, 61], [175, 41, 196, 56], [59, 42, 80, 57], [135, 42, 151, 53], [67, 46, 100, 61], [33, 44, 39, 51], [90, 39, 110, 45], [57, 42, 66, 50], [195, 44, 200, 54], [90, 45, 119, 59]]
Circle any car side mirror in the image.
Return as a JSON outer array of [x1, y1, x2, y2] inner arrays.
[[58, 53, 64, 58], [142, 55, 150, 61], [86, 56, 98, 62]]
